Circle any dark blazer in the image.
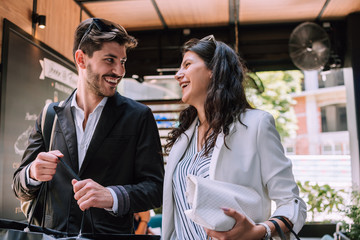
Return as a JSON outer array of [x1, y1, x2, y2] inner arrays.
[[13, 91, 164, 235]]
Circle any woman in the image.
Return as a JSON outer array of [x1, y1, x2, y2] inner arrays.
[[134, 211, 151, 235], [162, 35, 307, 240]]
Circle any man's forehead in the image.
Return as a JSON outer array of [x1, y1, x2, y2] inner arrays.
[[96, 42, 127, 58]]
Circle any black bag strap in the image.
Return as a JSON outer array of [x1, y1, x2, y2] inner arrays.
[[26, 182, 46, 229], [273, 216, 301, 240], [269, 219, 287, 240], [27, 100, 95, 236], [41, 101, 61, 151], [26, 101, 61, 229]]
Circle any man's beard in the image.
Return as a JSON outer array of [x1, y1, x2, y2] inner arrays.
[[86, 64, 117, 97]]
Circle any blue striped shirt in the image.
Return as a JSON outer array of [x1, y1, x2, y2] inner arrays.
[[172, 123, 214, 239]]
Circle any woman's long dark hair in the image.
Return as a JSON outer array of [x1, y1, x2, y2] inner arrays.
[[165, 35, 253, 155]]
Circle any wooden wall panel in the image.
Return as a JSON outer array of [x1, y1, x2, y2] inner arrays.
[[323, 0, 360, 19], [36, 0, 81, 62], [84, 0, 162, 31], [0, 0, 33, 60], [157, 0, 229, 28], [239, 0, 324, 24], [81, 11, 91, 22]]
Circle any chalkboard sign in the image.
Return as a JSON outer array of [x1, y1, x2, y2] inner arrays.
[[0, 19, 77, 220]]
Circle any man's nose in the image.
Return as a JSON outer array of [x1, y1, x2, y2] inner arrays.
[[113, 63, 125, 77]]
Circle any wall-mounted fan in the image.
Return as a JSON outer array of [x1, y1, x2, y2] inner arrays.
[[289, 22, 331, 71]]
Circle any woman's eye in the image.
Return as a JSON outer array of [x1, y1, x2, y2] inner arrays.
[[185, 62, 190, 68]]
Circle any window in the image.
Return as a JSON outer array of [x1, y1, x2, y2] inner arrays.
[[321, 104, 348, 132]]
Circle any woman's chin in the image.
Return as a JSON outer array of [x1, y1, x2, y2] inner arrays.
[[181, 96, 188, 104]]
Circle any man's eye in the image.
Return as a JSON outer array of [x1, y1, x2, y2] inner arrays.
[[105, 58, 114, 63], [185, 62, 190, 68]]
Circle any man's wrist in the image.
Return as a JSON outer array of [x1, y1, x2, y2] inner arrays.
[[25, 164, 41, 186], [105, 187, 118, 213]]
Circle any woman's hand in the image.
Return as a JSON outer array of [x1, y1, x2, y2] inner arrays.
[[204, 208, 266, 240]]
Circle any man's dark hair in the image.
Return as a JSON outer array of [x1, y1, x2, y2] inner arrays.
[[73, 18, 138, 63]]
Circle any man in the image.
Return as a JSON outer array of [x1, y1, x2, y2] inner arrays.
[[12, 18, 164, 235]]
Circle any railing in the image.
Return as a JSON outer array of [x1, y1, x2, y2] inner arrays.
[[288, 155, 352, 188], [139, 99, 187, 164]]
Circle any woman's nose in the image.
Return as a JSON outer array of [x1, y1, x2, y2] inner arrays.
[[175, 70, 184, 81]]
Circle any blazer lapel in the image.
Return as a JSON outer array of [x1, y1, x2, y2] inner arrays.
[[209, 121, 236, 180], [54, 95, 79, 172], [78, 94, 122, 176], [163, 119, 197, 233], [165, 119, 197, 179]]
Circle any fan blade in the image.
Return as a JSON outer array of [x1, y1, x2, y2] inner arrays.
[[289, 47, 309, 58], [312, 41, 329, 52]]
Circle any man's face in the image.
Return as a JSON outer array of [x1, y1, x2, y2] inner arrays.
[[84, 42, 127, 97]]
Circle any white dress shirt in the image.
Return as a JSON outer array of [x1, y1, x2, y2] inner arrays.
[[71, 91, 107, 169]]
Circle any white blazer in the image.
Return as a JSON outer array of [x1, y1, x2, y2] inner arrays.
[[162, 109, 307, 239]]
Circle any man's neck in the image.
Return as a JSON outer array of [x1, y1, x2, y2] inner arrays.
[[76, 86, 104, 118]]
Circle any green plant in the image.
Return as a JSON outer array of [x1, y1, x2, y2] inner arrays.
[[153, 206, 162, 215], [245, 70, 302, 139], [297, 181, 345, 222], [342, 190, 360, 240]]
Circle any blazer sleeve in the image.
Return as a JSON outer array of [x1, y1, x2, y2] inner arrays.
[[120, 107, 164, 213], [12, 111, 45, 201], [257, 111, 307, 233]]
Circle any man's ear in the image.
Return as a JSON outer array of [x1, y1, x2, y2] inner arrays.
[[75, 49, 86, 69]]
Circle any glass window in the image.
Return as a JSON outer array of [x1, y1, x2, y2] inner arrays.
[[321, 104, 348, 132]]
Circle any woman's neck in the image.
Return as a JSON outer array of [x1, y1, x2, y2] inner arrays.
[[196, 107, 207, 126], [196, 106, 210, 149]]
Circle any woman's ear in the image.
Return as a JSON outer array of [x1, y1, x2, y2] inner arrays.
[[75, 49, 86, 69]]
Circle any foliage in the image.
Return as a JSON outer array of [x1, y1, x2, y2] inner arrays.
[[342, 190, 360, 240], [297, 181, 345, 222], [153, 206, 162, 215], [245, 70, 303, 139]]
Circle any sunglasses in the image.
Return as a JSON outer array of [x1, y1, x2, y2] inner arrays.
[[77, 18, 113, 50], [200, 35, 216, 43]]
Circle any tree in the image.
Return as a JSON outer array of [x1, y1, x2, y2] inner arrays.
[[245, 70, 303, 139]]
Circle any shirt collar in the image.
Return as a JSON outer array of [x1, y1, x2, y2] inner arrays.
[[71, 89, 108, 111]]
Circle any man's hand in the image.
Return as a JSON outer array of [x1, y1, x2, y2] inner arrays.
[[72, 179, 113, 211], [29, 150, 63, 181]]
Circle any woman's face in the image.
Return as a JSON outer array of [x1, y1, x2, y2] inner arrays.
[[175, 51, 212, 108]]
